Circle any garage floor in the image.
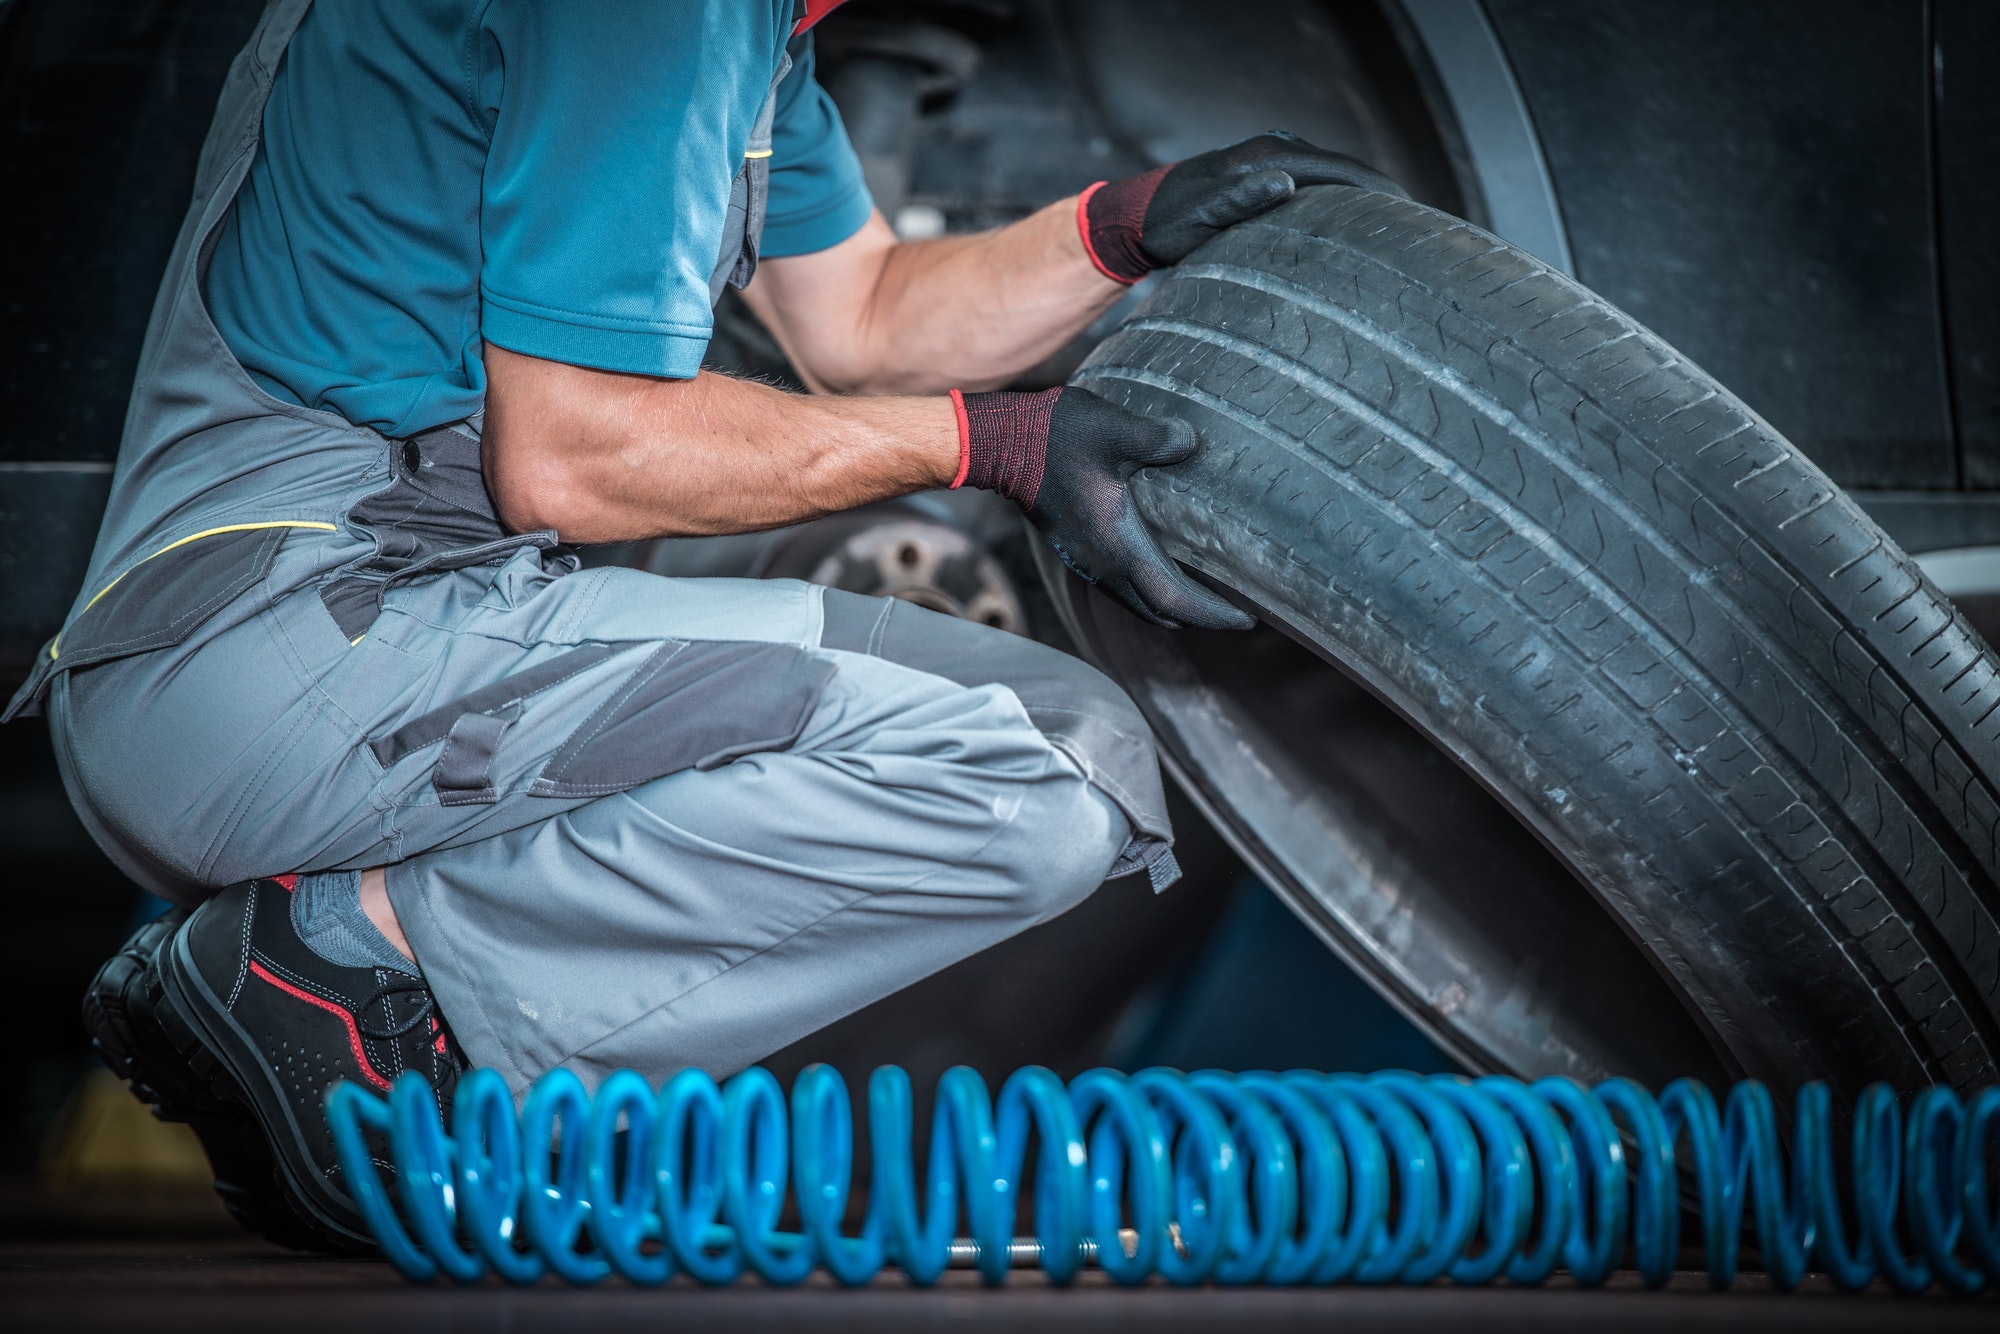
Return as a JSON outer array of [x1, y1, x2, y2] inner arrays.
[[4, 1232, 1995, 1332]]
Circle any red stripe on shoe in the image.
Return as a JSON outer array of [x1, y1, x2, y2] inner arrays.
[[247, 959, 393, 1092]]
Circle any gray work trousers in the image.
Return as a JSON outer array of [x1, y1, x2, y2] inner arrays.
[[45, 433, 1171, 1092]]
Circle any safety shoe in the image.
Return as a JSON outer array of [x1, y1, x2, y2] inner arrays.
[[150, 877, 464, 1250], [84, 904, 337, 1251]]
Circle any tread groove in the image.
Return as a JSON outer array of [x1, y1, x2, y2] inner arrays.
[[1079, 188, 2000, 1093]]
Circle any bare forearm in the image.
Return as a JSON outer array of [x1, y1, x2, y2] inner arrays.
[[856, 200, 1123, 392], [744, 199, 1125, 396], [483, 344, 957, 542]]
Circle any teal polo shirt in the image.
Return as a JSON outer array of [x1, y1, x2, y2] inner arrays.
[[204, 0, 873, 438]]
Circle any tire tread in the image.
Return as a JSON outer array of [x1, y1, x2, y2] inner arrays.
[[1081, 187, 2000, 1090]]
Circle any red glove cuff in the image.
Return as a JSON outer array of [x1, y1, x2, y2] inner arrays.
[[948, 387, 1058, 511], [1077, 164, 1171, 284]]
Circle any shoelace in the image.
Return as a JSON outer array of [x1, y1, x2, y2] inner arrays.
[[356, 977, 443, 1042]]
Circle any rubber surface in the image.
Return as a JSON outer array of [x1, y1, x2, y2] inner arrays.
[[159, 929, 376, 1251], [83, 908, 358, 1253], [1074, 185, 2000, 1097]]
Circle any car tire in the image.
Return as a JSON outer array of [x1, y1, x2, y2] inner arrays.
[[1059, 184, 2000, 1097]]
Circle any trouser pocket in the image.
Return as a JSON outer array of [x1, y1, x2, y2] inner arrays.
[[364, 637, 839, 809], [5, 523, 304, 724], [316, 423, 567, 643]]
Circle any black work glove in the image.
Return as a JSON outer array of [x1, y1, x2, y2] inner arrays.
[[950, 385, 1254, 630], [1079, 131, 1405, 283]]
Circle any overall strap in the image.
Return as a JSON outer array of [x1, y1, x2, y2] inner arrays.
[[130, 0, 317, 399]]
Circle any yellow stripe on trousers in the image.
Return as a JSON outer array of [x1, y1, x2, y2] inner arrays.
[[52, 520, 338, 659]]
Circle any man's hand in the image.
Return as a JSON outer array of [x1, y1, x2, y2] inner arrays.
[[955, 386, 1253, 630], [1080, 131, 1404, 284]]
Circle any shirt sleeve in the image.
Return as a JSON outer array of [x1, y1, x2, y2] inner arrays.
[[759, 35, 876, 258], [474, 1, 790, 379]]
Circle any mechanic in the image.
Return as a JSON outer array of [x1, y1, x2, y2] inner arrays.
[[8, 0, 1390, 1249]]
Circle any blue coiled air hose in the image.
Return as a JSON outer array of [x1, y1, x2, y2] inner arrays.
[[325, 1065, 2000, 1292]]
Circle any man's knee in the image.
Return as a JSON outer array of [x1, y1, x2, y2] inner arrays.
[[819, 590, 1162, 813], [983, 773, 1128, 926]]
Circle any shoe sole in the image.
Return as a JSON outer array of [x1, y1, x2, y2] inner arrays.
[[158, 927, 378, 1252], [83, 914, 347, 1254]]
